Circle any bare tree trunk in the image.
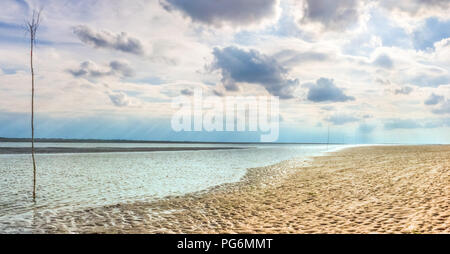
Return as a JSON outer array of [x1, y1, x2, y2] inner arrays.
[[27, 10, 41, 202], [31, 34, 37, 201]]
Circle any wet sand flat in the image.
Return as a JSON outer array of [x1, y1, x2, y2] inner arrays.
[[33, 145, 449, 234]]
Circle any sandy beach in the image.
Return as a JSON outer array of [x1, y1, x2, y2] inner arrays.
[[32, 145, 449, 234]]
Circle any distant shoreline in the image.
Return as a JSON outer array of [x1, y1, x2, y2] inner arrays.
[[0, 137, 350, 145], [0, 146, 246, 154]]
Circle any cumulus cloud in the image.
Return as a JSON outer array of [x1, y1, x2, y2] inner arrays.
[[73, 25, 145, 55], [385, 117, 450, 129], [358, 123, 376, 133], [378, 0, 450, 19], [394, 86, 413, 95], [425, 93, 444, 105], [299, 0, 361, 31], [211, 46, 298, 99], [325, 114, 359, 125], [108, 92, 131, 107], [409, 74, 450, 87], [109, 60, 134, 77], [68, 61, 110, 78], [432, 100, 450, 114], [161, 0, 279, 27], [68, 60, 134, 79], [373, 54, 394, 69], [384, 119, 422, 129], [305, 78, 355, 102], [423, 118, 450, 128], [274, 50, 329, 66], [180, 88, 193, 96], [212, 89, 225, 97], [321, 105, 334, 111]]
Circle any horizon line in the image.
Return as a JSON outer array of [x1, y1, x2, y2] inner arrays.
[[0, 137, 416, 145]]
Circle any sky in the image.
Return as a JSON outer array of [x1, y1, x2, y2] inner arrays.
[[0, 0, 450, 144]]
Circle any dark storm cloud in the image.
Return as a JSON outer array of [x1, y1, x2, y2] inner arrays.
[[161, 0, 278, 27], [300, 0, 361, 30], [424, 93, 444, 105], [211, 46, 298, 99], [73, 25, 145, 55], [305, 78, 355, 102]]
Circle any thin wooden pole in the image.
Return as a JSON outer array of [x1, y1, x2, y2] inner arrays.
[[31, 28, 37, 201], [27, 9, 41, 201]]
